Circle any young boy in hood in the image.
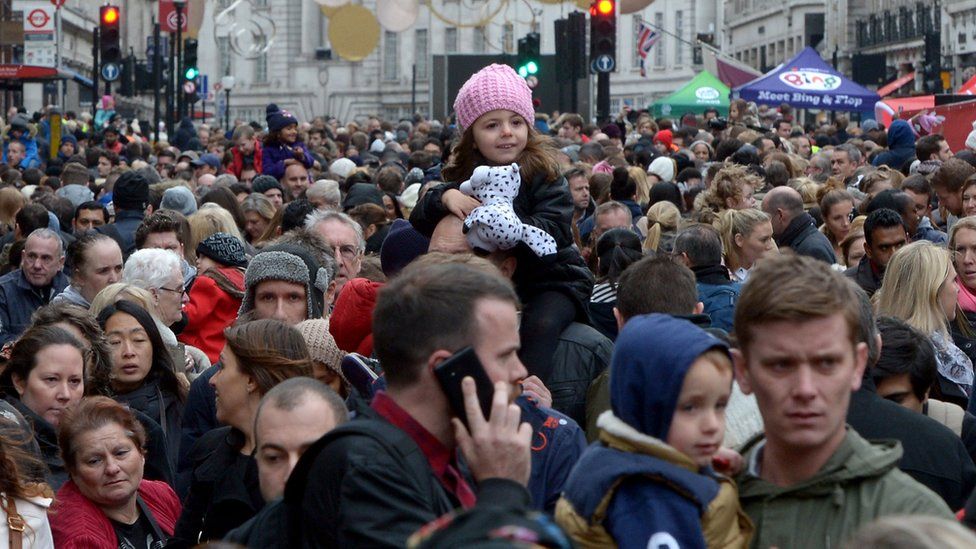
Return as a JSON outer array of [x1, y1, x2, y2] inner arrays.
[[556, 313, 752, 548]]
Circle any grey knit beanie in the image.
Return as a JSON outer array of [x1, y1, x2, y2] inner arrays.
[[239, 251, 314, 319]]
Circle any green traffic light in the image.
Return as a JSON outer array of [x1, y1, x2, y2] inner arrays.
[[184, 67, 199, 80], [526, 61, 538, 75], [518, 65, 528, 78]]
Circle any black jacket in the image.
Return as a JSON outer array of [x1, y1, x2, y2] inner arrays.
[[548, 322, 613, 426], [113, 374, 184, 472], [174, 426, 263, 544], [224, 499, 289, 549], [410, 174, 594, 317], [5, 395, 173, 490], [288, 406, 531, 548], [844, 256, 883, 297], [847, 378, 976, 510], [776, 212, 836, 264]]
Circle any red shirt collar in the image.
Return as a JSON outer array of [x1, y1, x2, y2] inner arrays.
[[371, 390, 453, 477]]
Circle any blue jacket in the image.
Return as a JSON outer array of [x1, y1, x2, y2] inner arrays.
[[261, 141, 313, 180], [692, 265, 742, 334], [872, 120, 916, 170], [2, 135, 40, 170], [915, 216, 948, 245], [106, 209, 146, 256], [178, 364, 218, 497], [518, 396, 587, 513], [556, 314, 750, 548], [0, 269, 69, 345]]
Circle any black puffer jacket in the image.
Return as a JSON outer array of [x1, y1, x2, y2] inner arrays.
[[410, 173, 594, 316], [174, 426, 263, 544], [548, 322, 613, 426]]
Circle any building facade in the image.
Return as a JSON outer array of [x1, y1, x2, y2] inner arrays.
[[189, 0, 723, 125]]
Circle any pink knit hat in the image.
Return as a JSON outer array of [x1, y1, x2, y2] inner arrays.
[[453, 64, 535, 131]]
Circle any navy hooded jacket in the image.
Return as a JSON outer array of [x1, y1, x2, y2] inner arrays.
[[562, 314, 731, 548], [871, 120, 916, 170]]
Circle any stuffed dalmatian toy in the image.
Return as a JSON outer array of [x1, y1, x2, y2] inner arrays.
[[459, 163, 557, 257]]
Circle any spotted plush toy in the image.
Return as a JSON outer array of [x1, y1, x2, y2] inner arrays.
[[459, 163, 558, 257]]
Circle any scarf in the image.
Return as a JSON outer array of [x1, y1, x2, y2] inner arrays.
[[931, 331, 974, 396], [958, 276, 976, 313]]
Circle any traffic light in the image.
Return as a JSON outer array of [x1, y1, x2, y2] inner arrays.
[[516, 33, 540, 79], [99, 5, 121, 67], [183, 38, 199, 81], [590, 0, 616, 67]]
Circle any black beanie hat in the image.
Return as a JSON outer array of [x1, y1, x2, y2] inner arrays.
[[196, 232, 248, 268], [112, 171, 150, 210], [252, 174, 283, 194]]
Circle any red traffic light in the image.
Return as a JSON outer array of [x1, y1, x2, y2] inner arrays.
[[592, 0, 614, 16], [101, 6, 119, 25]]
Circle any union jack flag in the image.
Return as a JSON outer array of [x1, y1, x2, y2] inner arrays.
[[637, 22, 661, 77]]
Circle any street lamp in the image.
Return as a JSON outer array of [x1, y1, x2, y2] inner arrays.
[[221, 75, 236, 133]]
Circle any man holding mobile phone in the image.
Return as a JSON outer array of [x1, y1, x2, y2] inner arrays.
[[292, 261, 534, 547]]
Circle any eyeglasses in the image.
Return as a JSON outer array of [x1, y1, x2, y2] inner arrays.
[[337, 245, 362, 260], [158, 285, 187, 296]]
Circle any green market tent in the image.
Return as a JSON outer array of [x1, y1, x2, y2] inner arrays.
[[651, 71, 730, 118]]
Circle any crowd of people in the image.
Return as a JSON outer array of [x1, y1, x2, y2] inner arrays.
[[0, 63, 976, 547]]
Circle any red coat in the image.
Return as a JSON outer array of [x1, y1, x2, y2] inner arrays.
[[329, 277, 383, 356], [179, 267, 245, 363], [229, 139, 263, 178], [50, 479, 181, 549]]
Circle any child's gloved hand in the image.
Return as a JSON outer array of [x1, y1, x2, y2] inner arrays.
[[711, 447, 744, 476]]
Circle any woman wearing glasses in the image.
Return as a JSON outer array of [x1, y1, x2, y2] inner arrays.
[[121, 248, 189, 331], [97, 300, 187, 472]]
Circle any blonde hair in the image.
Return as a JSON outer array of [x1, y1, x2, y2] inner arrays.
[[788, 177, 821, 210], [628, 166, 651, 206], [844, 516, 976, 549], [188, 205, 244, 253], [90, 282, 161, 319], [949, 216, 976, 252], [717, 208, 770, 272], [644, 201, 680, 253], [695, 165, 763, 224], [875, 241, 954, 336], [0, 187, 26, 232]]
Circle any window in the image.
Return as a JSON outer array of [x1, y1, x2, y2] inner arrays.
[[217, 36, 232, 77], [674, 11, 683, 65], [473, 26, 487, 53], [445, 27, 458, 53], [503, 23, 514, 53], [632, 16, 643, 69], [384, 31, 399, 80], [654, 13, 664, 67], [254, 51, 268, 83], [415, 29, 429, 80]]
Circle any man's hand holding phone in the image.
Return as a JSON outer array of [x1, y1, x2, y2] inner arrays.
[[452, 377, 532, 486]]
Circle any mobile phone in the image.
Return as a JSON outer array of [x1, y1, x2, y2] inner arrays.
[[434, 347, 495, 428], [341, 353, 381, 399]]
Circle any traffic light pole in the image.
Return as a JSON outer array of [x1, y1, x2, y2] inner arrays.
[[175, 1, 184, 121], [92, 26, 100, 120], [597, 71, 610, 124], [153, 22, 161, 143], [167, 30, 176, 139]]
